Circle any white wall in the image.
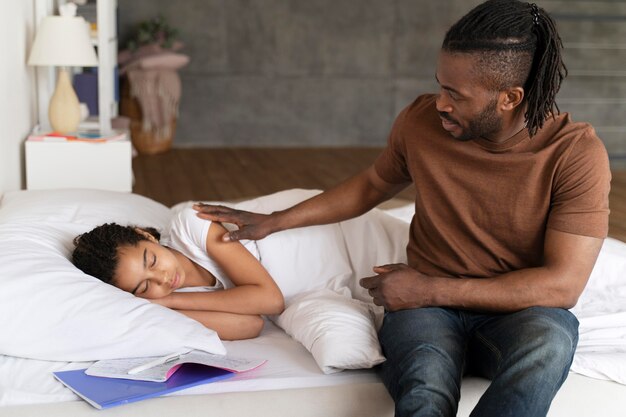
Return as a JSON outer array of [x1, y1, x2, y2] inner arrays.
[[0, 1, 38, 195]]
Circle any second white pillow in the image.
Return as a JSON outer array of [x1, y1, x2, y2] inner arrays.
[[275, 287, 385, 374]]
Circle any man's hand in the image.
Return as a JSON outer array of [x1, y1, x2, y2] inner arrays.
[[359, 263, 433, 311], [193, 203, 274, 242]]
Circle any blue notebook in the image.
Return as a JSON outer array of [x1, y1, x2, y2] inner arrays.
[[54, 363, 235, 409]]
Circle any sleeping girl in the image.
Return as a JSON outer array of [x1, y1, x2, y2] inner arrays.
[[72, 191, 409, 342]]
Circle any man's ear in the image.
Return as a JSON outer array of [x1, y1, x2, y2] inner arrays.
[[134, 227, 158, 243], [500, 87, 524, 111]]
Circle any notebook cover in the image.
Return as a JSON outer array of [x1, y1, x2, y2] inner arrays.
[[54, 363, 234, 409]]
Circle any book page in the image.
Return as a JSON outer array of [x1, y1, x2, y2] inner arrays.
[[86, 350, 266, 382], [178, 351, 266, 373], [86, 355, 172, 382]]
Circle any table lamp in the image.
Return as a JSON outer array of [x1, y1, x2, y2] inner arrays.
[[27, 3, 98, 134]]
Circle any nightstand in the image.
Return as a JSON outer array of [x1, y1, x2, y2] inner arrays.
[[25, 133, 133, 192]]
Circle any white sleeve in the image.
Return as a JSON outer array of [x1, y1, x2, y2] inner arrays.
[[169, 207, 258, 254], [168, 208, 211, 252], [166, 208, 230, 290]]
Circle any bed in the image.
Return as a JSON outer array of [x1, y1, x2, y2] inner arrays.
[[1, 188, 625, 417]]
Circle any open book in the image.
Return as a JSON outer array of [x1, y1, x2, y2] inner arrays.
[[85, 349, 267, 382]]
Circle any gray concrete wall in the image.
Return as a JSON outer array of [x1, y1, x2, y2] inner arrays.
[[118, 0, 481, 147], [118, 0, 626, 158], [544, 1, 626, 162]]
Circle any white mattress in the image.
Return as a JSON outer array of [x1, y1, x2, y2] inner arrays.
[[2, 319, 626, 417]]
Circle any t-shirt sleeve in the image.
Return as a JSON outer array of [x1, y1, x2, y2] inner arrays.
[[167, 208, 235, 290], [374, 106, 412, 184], [547, 128, 611, 238], [169, 208, 211, 251]]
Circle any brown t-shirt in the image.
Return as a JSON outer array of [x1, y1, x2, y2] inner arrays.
[[375, 94, 611, 279]]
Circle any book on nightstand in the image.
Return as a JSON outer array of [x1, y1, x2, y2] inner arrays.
[[27, 129, 127, 143], [26, 123, 130, 143]]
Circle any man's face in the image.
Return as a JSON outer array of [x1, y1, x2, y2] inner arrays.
[[435, 51, 503, 142]]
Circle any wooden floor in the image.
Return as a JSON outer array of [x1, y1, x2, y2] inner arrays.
[[132, 147, 417, 205], [132, 148, 626, 241]]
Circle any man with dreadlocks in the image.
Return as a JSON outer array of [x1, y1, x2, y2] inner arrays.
[[195, 1, 610, 415]]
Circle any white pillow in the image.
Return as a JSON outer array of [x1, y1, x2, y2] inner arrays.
[[0, 189, 225, 361], [275, 287, 386, 374], [337, 208, 409, 303], [0, 188, 171, 228]]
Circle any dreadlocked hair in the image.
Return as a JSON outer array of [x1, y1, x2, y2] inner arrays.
[[442, 0, 567, 136], [72, 223, 161, 284]]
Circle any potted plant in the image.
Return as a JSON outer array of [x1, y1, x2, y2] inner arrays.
[[118, 16, 189, 155]]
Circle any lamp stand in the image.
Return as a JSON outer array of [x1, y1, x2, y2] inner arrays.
[[49, 68, 81, 134]]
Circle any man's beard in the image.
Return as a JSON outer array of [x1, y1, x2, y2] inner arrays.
[[448, 97, 502, 142]]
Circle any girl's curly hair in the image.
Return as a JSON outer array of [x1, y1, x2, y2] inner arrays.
[[72, 223, 161, 284]]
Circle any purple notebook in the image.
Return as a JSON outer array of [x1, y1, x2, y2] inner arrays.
[[54, 363, 234, 409]]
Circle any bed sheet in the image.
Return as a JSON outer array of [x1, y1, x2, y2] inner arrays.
[[3, 324, 626, 417], [3, 356, 626, 417], [0, 320, 380, 408]]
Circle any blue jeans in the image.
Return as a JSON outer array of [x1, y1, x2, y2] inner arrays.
[[378, 307, 579, 417]]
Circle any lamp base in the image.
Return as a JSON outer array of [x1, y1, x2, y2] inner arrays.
[[49, 68, 81, 134]]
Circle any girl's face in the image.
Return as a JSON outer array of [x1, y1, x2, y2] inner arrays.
[[113, 238, 186, 299]]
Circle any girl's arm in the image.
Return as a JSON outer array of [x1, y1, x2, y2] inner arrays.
[[178, 310, 264, 340], [157, 222, 285, 315]]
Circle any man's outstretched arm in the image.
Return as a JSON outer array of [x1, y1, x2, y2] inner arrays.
[[194, 165, 410, 242]]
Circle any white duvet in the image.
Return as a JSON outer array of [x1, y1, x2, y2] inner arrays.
[[570, 238, 626, 384]]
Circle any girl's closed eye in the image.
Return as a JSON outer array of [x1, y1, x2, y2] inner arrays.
[[132, 280, 149, 295]]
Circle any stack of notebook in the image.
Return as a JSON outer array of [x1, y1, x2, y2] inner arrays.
[[54, 350, 266, 409]]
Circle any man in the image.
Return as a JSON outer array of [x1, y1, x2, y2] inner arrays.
[[194, 1, 611, 415]]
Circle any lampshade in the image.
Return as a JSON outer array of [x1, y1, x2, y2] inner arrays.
[[28, 15, 98, 67], [28, 11, 98, 134]]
